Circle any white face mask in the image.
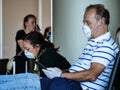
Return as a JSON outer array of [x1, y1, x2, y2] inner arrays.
[[82, 25, 91, 39], [24, 49, 35, 59]]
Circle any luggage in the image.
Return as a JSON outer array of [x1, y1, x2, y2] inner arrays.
[[6, 51, 29, 74]]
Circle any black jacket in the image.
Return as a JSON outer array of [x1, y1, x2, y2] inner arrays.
[[38, 49, 71, 77]]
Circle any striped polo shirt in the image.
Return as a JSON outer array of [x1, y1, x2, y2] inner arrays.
[[69, 32, 118, 90]]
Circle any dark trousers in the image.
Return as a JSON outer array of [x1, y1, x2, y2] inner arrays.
[[40, 77, 83, 90]]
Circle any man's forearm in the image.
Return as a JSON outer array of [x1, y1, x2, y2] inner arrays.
[[62, 70, 97, 82]]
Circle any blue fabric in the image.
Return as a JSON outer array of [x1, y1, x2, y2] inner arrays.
[[40, 77, 82, 90], [0, 73, 41, 90]]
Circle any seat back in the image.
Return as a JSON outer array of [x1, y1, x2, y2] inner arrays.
[[107, 51, 120, 90]]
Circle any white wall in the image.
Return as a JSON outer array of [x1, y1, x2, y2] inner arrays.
[[0, 0, 2, 58], [53, 0, 120, 64]]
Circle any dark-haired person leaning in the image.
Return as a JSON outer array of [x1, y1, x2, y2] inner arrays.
[[23, 31, 71, 77]]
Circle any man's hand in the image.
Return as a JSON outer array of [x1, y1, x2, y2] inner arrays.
[[42, 67, 62, 79]]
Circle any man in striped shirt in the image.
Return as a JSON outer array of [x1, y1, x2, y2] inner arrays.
[[42, 4, 118, 90]]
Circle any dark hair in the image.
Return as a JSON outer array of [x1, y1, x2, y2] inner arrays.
[[24, 31, 58, 52], [85, 4, 110, 25], [23, 14, 37, 29], [44, 26, 51, 39]]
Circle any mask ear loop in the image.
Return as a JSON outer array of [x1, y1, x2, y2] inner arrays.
[[93, 15, 102, 30], [91, 18, 102, 37]]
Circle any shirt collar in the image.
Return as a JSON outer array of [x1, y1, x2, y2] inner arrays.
[[90, 32, 111, 42]]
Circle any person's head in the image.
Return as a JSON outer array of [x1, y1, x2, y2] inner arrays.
[[115, 27, 120, 49], [23, 31, 44, 59], [44, 26, 51, 41], [83, 4, 110, 39], [23, 31, 58, 59], [23, 14, 37, 32]]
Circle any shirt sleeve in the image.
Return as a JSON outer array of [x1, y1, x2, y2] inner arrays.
[[15, 30, 25, 42], [91, 42, 115, 67]]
